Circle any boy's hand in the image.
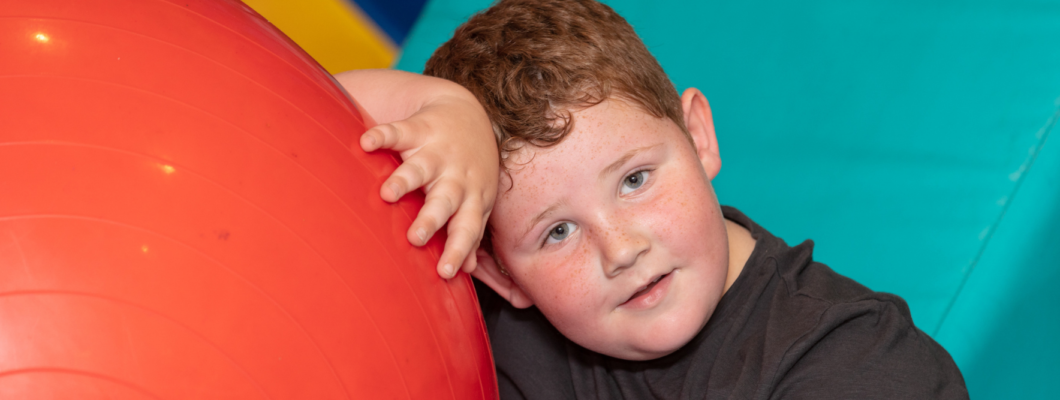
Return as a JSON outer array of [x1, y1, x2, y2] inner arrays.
[[361, 98, 497, 279], [334, 70, 498, 280]]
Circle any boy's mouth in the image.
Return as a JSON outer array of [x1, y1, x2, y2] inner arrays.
[[621, 271, 672, 308]]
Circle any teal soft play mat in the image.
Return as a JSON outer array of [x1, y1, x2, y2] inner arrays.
[[397, 0, 1060, 397]]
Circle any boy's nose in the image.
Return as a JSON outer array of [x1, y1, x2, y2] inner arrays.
[[599, 221, 650, 277]]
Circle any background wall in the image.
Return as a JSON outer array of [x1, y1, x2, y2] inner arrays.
[[244, 0, 429, 72], [394, 0, 1060, 398]]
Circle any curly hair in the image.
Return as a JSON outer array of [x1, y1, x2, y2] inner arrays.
[[423, 0, 687, 159], [423, 0, 687, 265]]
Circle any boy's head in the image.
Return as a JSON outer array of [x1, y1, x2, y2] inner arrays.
[[426, 0, 732, 360], [424, 0, 687, 153]]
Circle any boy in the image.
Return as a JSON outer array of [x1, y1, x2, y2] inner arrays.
[[413, 0, 969, 398]]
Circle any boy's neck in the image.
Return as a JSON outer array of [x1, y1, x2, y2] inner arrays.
[[722, 219, 756, 294]]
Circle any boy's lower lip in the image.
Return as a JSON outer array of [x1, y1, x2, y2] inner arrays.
[[620, 272, 673, 310]]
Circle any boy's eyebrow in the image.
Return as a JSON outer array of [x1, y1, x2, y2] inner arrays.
[[522, 144, 662, 241], [599, 144, 661, 180], [524, 203, 564, 240]]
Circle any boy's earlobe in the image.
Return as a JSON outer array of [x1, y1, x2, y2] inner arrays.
[[471, 249, 535, 309], [681, 88, 721, 180]]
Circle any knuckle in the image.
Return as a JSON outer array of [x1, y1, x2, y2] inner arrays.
[[426, 191, 457, 214], [385, 125, 409, 147], [393, 164, 425, 188], [414, 152, 443, 174], [418, 209, 445, 231], [376, 123, 397, 140], [450, 225, 478, 243], [405, 115, 433, 133], [406, 159, 430, 180], [440, 195, 456, 214], [461, 198, 484, 215]]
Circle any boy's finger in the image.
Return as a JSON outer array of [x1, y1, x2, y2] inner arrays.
[[358, 125, 384, 152], [360, 119, 427, 153], [462, 238, 483, 273], [381, 156, 435, 202], [409, 180, 464, 245], [437, 215, 481, 279], [447, 205, 487, 275], [459, 247, 478, 275]]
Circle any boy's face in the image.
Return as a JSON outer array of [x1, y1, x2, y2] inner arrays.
[[484, 98, 730, 360]]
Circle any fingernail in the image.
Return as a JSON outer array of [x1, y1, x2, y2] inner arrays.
[[388, 183, 401, 198], [363, 135, 376, 148], [416, 228, 427, 245], [443, 264, 455, 278]]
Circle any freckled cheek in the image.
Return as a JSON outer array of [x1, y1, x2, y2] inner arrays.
[[530, 243, 596, 308], [646, 176, 711, 242]]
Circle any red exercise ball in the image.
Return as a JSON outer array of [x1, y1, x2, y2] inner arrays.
[[0, 0, 496, 399]]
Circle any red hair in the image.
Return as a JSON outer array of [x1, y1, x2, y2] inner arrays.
[[424, 0, 686, 159]]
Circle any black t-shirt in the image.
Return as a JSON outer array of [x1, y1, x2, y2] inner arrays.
[[475, 207, 968, 399]]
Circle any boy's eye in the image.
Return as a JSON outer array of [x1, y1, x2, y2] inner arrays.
[[620, 170, 649, 194], [546, 222, 575, 244]]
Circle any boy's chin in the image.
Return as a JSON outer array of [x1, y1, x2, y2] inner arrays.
[[589, 323, 706, 361], [600, 340, 688, 361]]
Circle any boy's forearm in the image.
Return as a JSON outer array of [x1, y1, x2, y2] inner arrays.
[[333, 69, 474, 126]]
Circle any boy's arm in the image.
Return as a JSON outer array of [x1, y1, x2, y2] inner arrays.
[[333, 69, 498, 279]]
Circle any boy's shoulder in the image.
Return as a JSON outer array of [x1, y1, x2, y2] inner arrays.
[[715, 206, 968, 399], [724, 205, 910, 315], [722, 204, 924, 352]]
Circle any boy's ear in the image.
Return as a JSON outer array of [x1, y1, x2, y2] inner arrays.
[[471, 248, 534, 309], [681, 88, 721, 180]]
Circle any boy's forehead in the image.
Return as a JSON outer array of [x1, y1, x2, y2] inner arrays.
[[496, 145, 555, 212], [500, 100, 670, 167], [500, 101, 648, 160], [494, 100, 678, 216]]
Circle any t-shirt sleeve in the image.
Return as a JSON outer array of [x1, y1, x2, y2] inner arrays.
[[769, 299, 969, 400]]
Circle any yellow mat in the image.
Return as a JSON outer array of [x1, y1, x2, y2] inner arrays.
[[244, 0, 395, 73]]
